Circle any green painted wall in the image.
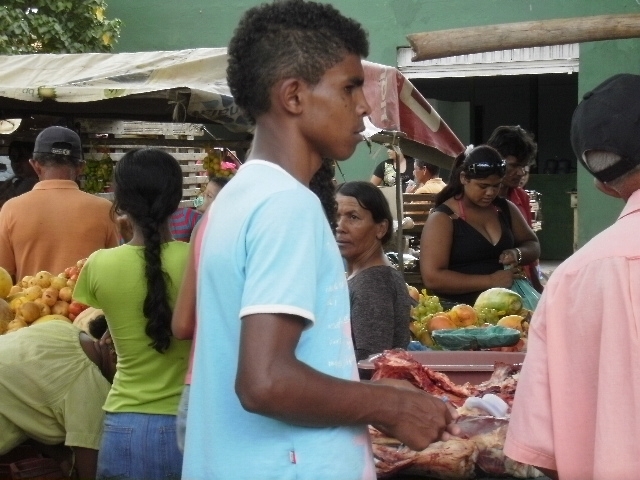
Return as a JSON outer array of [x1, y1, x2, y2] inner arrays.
[[106, 0, 640, 247], [575, 39, 640, 245], [526, 174, 576, 261]]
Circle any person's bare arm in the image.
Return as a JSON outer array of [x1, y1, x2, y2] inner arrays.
[[115, 214, 133, 244], [420, 211, 514, 295], [236, 312, 459, 451], [171, 236, 198, 340], [370, 175, 383, 186], [0, 209, 16, 281], [498, 202, 541, 268], [71, 447, 98, 480]]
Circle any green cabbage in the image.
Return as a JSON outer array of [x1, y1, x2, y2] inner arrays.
[[473, 288, 523, 323]]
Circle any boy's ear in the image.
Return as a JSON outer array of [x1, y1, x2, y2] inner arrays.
[[277, 78, 306, 115]]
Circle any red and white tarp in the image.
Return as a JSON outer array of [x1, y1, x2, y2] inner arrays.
[[363, 61, 464, 168]]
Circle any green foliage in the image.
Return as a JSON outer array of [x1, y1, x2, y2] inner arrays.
[[0, 0, 121, 54]]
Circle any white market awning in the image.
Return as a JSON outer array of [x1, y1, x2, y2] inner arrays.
[[0, 48, 251, 131], [0, 49, 463, 165]]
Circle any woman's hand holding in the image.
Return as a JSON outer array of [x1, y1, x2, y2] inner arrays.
[[499, 248, 520, 267], [489, 268, 515, 288]]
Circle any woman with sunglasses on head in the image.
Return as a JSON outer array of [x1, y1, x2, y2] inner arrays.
[[420, 145, 540, 306]]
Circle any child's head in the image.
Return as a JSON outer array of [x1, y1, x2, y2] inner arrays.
[[197, 175, 229, 213], [227, 0, 369, 122], [113, 148, 183, 228]]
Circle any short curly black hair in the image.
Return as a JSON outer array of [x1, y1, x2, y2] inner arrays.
[[486, 125, 538, 166], [227, 0, 369, 122]]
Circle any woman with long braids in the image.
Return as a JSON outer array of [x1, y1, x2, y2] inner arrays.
[[73, 148, 190, 479]]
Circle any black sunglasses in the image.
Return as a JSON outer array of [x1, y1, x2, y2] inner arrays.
[[465, 160, 507, 177]]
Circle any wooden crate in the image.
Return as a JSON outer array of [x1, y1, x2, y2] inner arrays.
[[78, 119, 249, 208], [402, 193, 437, 235], [86, 143, 210, 209]]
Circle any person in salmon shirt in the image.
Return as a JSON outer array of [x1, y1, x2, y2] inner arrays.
[[0, 127, 118, 281], [505, 73, 640, 480]]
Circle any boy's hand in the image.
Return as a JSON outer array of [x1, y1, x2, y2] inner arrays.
[[371, 378, 460, 451]]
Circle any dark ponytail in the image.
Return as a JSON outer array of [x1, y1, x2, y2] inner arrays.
[[435, 151, 467, 206], [112, 149, 183, 353]]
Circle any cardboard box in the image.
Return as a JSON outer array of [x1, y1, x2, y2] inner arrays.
[[357, 350, 525, 385]]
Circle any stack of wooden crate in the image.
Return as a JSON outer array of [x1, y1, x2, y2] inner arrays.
[[402, 193, 437, 236], [87, 143, 208, 209], [78, 120, 248, 208]]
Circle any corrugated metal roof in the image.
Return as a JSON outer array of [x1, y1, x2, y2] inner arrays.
[[397, 44, 579, 78]]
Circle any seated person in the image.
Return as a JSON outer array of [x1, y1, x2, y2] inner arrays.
[[407, 159, 446, 194], [420, 145, 540, 305], [335, 181, 413, 361], [0, 141, 38, 209], [0, 317, 116, 479], [370, 147, 415, 192]]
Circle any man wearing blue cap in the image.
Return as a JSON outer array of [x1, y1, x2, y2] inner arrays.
[[505, 74, 640, 480], [0, 126, 118, 280]]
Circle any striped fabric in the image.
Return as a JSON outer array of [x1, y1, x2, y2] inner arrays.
[[169, 207, 202, 242]]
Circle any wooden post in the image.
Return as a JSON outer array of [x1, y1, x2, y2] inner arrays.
[[408, 13, 640, 61], [394, 149, 404, 274]]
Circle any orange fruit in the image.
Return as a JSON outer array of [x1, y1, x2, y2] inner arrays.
[[24, 285, 43, 301], [51, 300, 69, 317], [41, 288, 59, 307], [427, 313, 457, 332], [0, 266, 12, 298], [19, 301, 42, 324], [49, 276, 67, 290]]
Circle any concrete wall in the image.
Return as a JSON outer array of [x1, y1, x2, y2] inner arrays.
[[106, 0, 640, 248]]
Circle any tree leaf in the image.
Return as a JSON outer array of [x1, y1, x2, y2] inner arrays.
[[0, 0, 121, 54]]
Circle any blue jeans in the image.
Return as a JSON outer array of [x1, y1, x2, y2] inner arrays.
[[97, 412, 183, 480]]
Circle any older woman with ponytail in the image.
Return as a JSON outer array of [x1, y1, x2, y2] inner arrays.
[[73, 149, 190, 479], [420, 145, 540, 306]]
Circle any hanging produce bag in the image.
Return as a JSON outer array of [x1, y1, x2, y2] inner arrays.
[[510, 277, 540, 311]]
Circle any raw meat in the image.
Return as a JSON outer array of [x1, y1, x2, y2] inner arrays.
[[368, 350, 542, 478]]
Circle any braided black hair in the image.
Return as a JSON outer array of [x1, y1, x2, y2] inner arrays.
[[112, 149, 183, 353], [486, 125, 537, 165]]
